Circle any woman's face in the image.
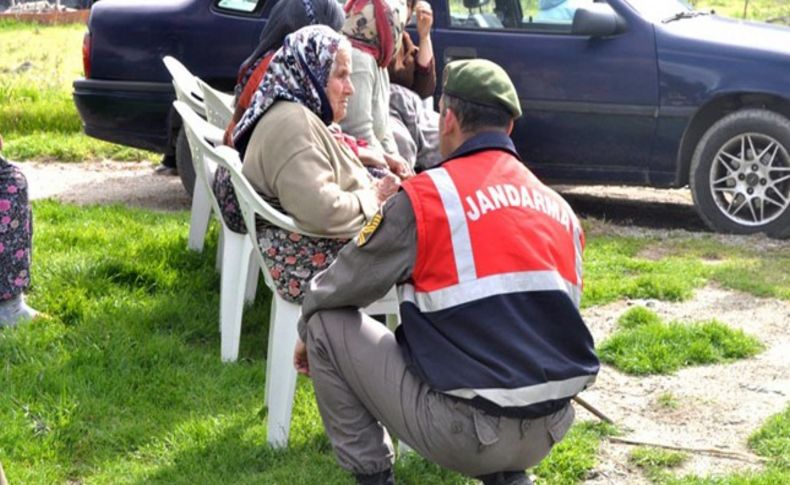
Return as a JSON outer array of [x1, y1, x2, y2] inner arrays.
[[326, 45, 354, 123]]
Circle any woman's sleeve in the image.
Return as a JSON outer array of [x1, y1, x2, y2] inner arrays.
[[412, 57, 436, 99], [273, 143, 378, 236]]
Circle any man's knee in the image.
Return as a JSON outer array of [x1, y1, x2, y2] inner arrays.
[[305, 308, 358, 347]]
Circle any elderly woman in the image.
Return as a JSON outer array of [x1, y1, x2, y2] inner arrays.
[[340, 0, 410, 170], [231, 25, 400, 302], [215, 0, 345, 232], [0, 134, 37, 327]]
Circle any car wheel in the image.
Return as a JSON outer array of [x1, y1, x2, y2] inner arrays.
[[175, 126, 196, 197], [690, 109, 790, 238]]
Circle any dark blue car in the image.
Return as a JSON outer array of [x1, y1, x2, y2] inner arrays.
[[73, 0, 790, 238]]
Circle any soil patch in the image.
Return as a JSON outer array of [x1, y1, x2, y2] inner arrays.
[[21, 161, 191, 211], [580, 287, 789, 483]]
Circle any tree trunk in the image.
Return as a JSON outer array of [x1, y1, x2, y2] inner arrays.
[[743, 0, 750, 19]]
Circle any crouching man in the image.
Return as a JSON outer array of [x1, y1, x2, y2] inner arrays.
[[294, 59, 600, 485]]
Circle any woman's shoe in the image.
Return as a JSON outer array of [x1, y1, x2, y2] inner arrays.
[[0, 294, 38, 327]]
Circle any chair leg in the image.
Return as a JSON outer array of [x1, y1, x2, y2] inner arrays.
[[215, 228, 224, 273], [265, 295, 300, 449], [188, 182, 212, 252], [244, 253, 260, 305], [219, 227, 253, 362]]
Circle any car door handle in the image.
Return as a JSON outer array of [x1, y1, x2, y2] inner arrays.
[[444, 47, 478, 63]]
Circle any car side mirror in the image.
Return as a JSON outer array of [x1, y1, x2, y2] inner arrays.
[[571, 4, 627, 37]]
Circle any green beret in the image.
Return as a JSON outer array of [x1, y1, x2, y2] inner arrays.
[[442, 59, 522, 119]]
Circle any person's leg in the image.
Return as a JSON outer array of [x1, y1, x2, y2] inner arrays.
[[306, 308, 575, 480], [154, 153, 178, 175], [0, 159, 36, 327]]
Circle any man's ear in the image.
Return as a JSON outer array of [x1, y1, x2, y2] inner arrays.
[[506, 119, 514, 136], [444, 106, 459, 136]]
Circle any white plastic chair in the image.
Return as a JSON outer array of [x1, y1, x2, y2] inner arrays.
[[192, 77, 262, 297], [174, 101, 263, 364], [197, 78, 234, 129], [162, 56, 216, 256], [213, 142, 401, 449], [163, 56, 206, 117]]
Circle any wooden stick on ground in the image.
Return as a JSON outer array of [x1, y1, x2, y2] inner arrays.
[[608, 436, 766, 463], [573, 396, 614, 424]]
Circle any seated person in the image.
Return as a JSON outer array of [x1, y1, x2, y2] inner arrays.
[[388, 0, 435, 99], [536, 0, 589, 22], [230, 26, 401, 302], [0, 134, 37, 327], [340, 0, 412, 173], [388, 0, 441, 170]]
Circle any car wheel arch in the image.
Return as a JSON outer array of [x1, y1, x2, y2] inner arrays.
[[675, 93, 790, 187]]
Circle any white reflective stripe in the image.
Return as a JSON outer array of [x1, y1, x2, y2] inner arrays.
[[411, 270, 581, 313], [399, 283, 416, 304], [573, 224, 584, 308], [426, 169, 477, 282], [444, 374, 596, 408]]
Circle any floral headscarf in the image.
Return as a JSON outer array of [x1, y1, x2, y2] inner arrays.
[[232, 25, 345, 156], [342, 0, 408, 68]]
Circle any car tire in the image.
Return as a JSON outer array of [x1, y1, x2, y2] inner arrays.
[[175, 126, 196, 197], [689, 109, 790, 239]]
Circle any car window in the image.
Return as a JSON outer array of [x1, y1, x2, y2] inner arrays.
[[216, 0, 260, 13], [448, 0, 596, 32]]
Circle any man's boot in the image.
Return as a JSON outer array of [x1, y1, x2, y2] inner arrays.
[[477, 471, 533, 485], [0, 294, 37, 328], [355, 468, 395, 485]]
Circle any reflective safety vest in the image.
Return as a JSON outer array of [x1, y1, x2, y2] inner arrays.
[[398, 149, 599, 417]]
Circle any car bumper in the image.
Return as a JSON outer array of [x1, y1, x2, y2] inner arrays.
[[73, 78, 175, 153]]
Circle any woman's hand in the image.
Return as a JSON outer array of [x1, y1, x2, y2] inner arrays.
[[357, 146, 388, 169], [384, 153, 415, 180], [374, 173, 401, 204], [415, 1, 433, 40], [293, 338, 310, 377]]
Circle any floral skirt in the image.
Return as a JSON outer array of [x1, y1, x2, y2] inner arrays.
[[256, 222, 349, 304], [0, 159, 32, 302], [212, 166, 246, 234]]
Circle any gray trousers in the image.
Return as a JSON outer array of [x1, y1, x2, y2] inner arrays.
[[305, 308, 576, 477]]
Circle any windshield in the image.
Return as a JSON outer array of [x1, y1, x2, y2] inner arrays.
[[625, 0, 695, 21]]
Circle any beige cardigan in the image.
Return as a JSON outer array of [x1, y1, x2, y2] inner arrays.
[[242, 101, 379, 237]]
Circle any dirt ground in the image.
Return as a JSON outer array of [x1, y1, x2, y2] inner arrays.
[[19, 161, 790, 484]]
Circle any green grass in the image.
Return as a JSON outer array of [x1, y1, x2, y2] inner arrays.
[[0, 22, 155, 162], [630, 447, 689, 483], [748, 405, 790, 471], [0, 200, 613, 484], [655, 392, 681, 411], [580, 231, 790, 308], [534, 422, 618, 485], [597, 307, 763, 375]]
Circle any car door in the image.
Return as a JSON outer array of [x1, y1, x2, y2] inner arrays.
[[431, 0, 660, 184]]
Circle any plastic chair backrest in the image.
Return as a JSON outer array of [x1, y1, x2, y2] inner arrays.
[[173, 101, 226, 217], [197, 79, 234, 129], [163, 56, 205, 116]]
